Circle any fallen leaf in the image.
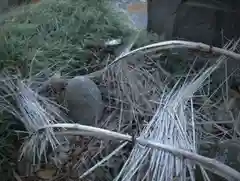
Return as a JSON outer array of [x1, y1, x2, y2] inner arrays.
[[36, 168, 57, 180]]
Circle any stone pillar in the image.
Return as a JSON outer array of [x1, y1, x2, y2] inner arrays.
[[0, 0, 22, 12], [147, 0, 182, 40], [172, 3, 216, 45], [0, 0, 8, 12], [147, 0, 240, 46]]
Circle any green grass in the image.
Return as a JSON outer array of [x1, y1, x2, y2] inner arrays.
[[0, 0, 133, 76]]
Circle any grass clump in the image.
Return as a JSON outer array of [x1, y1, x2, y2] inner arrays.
[[0, 0, 133, 75]]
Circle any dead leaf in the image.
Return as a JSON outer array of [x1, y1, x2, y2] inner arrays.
[[36, 168, 57, 180]]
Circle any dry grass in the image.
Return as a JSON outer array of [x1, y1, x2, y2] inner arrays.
[[1, 39, 240, 181]]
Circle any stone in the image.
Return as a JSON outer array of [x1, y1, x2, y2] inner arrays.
[[64, 76, 104, 126]]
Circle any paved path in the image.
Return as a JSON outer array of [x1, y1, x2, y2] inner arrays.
[[112, 0, 147, 29]]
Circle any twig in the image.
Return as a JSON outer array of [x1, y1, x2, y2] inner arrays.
[[115, 40, 240, 63], [40, 124, 132, 141], [87, 40, 240, 78], [79, 142, 128, 179], [39, 123, 240, 180], [12, 169, 23, 181]]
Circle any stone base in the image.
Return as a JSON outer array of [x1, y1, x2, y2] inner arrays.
[[147, 0, 240, 47]]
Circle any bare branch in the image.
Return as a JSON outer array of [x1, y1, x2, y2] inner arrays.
[[39, 123, 240, 180], [88, 40, 240, 78]]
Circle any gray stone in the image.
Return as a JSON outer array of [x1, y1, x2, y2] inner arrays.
[[65, 76, 104, 126]]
